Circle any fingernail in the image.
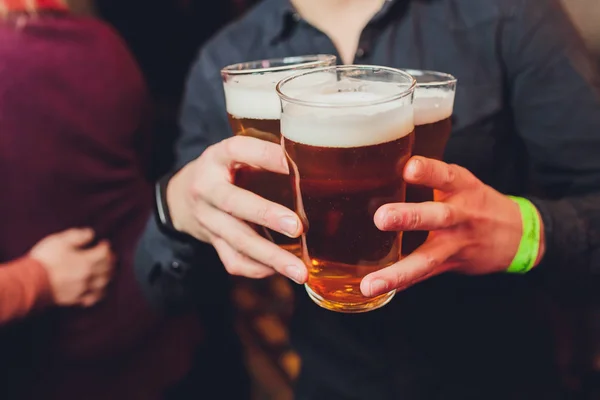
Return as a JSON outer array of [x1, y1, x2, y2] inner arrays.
[[384, 209, 399, 229], [279, 216, 299, 237], [406, 159, 422, 178], [369, 280, 388, 296], [285, 265, 304, 284]]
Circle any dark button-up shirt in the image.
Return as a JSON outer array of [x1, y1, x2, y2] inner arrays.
[[135, 0, 600, 397]]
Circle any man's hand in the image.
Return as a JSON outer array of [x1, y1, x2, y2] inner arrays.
[[166, 136, 307, 284], [30, 228, 115, 307], [361, 156, 546, 297]]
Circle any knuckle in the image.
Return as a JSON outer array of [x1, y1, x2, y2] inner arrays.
[[222, 136, 240, 160], [254, 203, 271, 226], [440, 204, 454, 226], [193, 208, 209, 228], [263, 248, 281, 269], [80, 272, 93, 284], [236, 238, 255, 259], [189, 176, 208, 201], [443, 164, 458, 186], [216, 186, 237, 215], [393, 269, 407, 287], [423, 253, 439, 271], [77, 265, 91, 279], [203, 142, 220, 160], [407, 207, 421, 230], [99, 244, 111, 255]]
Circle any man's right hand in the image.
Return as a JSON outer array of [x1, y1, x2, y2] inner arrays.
[[166, 136, 307, 284], [30, 228, 115, 308]]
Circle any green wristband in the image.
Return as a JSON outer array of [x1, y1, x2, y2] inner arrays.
[[506, 196, 541, 274]]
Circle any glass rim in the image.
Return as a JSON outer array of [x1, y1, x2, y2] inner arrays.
[[221, 54, 337, 76], [402, 69, 457, 87], [276, 65, 417, 109]]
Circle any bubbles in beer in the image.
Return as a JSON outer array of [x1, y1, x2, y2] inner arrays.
[[281, 89, 414, 148]]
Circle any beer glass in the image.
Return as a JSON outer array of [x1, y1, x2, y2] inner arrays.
[[221, 55, 336, 257], [401, 70, 457, 256], [276, 66, 416, 313]]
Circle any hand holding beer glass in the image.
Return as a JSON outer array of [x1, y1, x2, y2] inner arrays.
[[221, 55, 336, 257], [401, 70, 457, 255], [277, 66, 416, 313]]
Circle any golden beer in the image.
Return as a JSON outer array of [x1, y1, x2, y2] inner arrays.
[[277, 66, 416, 313], [402, 70, 457, 256], [221, 55, 336, 256]]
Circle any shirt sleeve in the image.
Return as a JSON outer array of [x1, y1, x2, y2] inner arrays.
[[134, 49, 234, 314], [0, 257, 53, 325], [504, 0, 600, 287]]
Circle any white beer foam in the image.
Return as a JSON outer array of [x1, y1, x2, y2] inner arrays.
[[281, 90, 414, 148], [413, 87, 455, 126], [224, 70, 336, 121], [224, 71, 290, 121]]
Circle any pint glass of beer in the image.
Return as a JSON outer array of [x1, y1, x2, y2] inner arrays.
[[221, 55, 336, 256], [402, 70, 457, 256], [276, 66, 416, 313]]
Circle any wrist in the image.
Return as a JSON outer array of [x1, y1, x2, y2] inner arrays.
[[166, 171, 184, 233], [155, 166, 200, 243], [22, 256, 56, 308], [155, 169, 184, 236], [506, 196, 543, 274], [533, 207, 546, 268]]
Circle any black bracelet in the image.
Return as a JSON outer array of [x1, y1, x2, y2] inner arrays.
[[154, 171, 194, 242]]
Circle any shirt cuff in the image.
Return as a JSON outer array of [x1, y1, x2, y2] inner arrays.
[[0, 257, 54, 324], [526, 196, 591, 286], [134, 214, 214, 314], [23, 257, 55, 309]]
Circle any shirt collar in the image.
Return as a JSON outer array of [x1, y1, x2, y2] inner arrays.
[[271, 0, 398, 42]]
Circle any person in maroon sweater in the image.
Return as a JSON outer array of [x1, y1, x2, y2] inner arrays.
[[0, 1, 205, 398]]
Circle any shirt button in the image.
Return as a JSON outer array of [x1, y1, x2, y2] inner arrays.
[[356, 48, 366, 58], [170, 261, 182, 272], [292, 12, 301, 22]]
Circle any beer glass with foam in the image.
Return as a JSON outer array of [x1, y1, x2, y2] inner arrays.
[[401, 70, 457, 256], [221, 55, 336, 257], [276, 66, 416, 313]]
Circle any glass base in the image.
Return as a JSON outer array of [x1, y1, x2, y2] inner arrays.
[[304, 284, 396, 314]]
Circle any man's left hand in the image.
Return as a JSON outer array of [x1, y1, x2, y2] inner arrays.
[[361, 156, 545, 298]]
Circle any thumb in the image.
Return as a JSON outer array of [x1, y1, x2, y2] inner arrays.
[[56, 228, 95, 247]]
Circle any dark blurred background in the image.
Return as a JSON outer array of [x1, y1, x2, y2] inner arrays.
[[65, 1, 600, 399]]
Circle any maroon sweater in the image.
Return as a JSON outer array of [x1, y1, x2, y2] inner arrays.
[[0, 13, 201, 399]]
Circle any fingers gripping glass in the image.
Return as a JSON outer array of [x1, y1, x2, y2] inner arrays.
[[400, 69, 457, 256], [221, 55, 337, 257]]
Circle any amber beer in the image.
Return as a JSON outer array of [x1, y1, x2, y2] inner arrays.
[[221, 55, 336, 256], [277, 66, 416, 313], [402, 70, 457, 256]]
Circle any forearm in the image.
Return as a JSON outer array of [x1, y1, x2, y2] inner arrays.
[[0, 257, 53, 325]]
